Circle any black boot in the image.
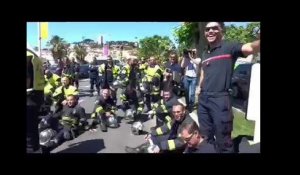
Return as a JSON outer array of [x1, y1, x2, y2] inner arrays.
[[125, 142, 150, 153]]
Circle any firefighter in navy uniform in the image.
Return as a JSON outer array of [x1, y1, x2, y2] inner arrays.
[[71, 58, 80, 89], [125, 103, 193, 153], [62, 59, 75, 85], [27, 47, 45, 153], [197, 22, 260, 153], [119, 82, 144, 122], [39, 95, 86, 152], [90, 87, 118, 132], [150, 89, 180, 128], [89, 59, 100, 96], [98, 56, 120, 101]]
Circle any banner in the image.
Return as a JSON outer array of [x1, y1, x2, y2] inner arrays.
[[40, 22, 48, 40], [103, 44, 110, 57]]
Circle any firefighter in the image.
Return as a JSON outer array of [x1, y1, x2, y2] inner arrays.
[[119, 83, 144, 122], [62, 59, 75, 85], [149, 89, 180, 128], [142, 56, 163, 112], [44, 69, 61, 89], [71, 58, 80, 89], [90, 87, 118, 132], [39, 95, 86, 151], [89, 59, 100, 96], [125, 103, 194, 153], [27, 47, 45, 153], [98, 56, 120, 101], [52, 76, 79, 113]]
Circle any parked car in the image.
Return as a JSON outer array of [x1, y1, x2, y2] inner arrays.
[[230, 63, 253, 100], [79, 64, 89, 79]]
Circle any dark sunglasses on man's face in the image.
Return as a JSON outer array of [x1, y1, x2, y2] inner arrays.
[[205, 26, 220, 32]]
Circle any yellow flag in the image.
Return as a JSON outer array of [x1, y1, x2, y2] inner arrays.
[[40, 22, 48, 40]]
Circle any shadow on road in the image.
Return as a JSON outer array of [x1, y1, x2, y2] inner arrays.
[[56, 139, 105, 153], [78, 92, 93, 98]]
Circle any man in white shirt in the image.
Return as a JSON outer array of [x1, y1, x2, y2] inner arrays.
[[181, 49, 201, 112]]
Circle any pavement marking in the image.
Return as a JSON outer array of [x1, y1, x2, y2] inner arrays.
[[78, 99, 84, 104]]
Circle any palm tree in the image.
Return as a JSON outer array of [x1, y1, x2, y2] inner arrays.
[[47, 35, 68, 62], [74, 44, 87, 64]]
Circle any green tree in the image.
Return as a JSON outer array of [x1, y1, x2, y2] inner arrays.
[[138, 35, 175, 63], [173, 22, 199, 55], [74, 44, 87, 63], [224, 22, 260, 43], [47, 35, 68, 61]]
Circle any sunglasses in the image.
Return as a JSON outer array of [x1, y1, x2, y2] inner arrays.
[[183, 131, 196, 143], [205, 26, 220, 32]]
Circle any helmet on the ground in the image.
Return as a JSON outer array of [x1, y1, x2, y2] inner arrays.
[[139, 82, 150, 94], [38, 117, 50, 131], [125, 109, 136, 119], [39, 128, 57, 147], [108, 116, 118, 128], [131, 121, 144, 135], [112, 80, 122, 89]]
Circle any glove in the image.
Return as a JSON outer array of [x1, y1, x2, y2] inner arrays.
[[147, 144, 160, 153]]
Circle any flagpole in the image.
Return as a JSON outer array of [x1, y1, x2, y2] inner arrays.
[[38, 22, 42, 57]]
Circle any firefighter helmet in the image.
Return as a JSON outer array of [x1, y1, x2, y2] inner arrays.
[[131, 121, 144, 135]]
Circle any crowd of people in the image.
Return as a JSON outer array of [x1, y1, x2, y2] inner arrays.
[[27, 22, 260, 154]]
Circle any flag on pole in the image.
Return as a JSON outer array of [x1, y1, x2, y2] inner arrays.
[[40, 22, 48, 40]]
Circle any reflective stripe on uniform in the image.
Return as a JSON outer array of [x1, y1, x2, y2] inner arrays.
[[91, 113, 96, 118], [137, 107, 143, 112], [120, 94, 126, 101], [156, 127, 163, 135], [96, 106, 104, 114], [166, 116, 172, 122], [168, 140, 176, 150], [167, 122, 172, 130]]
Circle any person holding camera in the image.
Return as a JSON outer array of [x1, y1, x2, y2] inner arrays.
[[163, 53, 182, 90], [181, 49, 201, 112]]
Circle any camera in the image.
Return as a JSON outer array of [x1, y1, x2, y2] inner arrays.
[[165, 68, 172, 73], [183, 49, 196, 56]]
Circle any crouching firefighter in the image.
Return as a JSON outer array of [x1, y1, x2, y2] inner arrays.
[[38, 94, 87, 153], [149, 89, 181, 128], [52, 76, 79, 113], [125, 103, 194, 153], [90, 85, 119, 132]]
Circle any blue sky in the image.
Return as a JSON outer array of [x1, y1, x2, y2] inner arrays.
[[27, 22, 249, 48]]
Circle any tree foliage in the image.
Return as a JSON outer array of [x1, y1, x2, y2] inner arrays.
[[138, 35, 175, 63], [46, 35, 68, 61], [173, 22, 199, 54], [74, 44, 87, 63], [224, 22, 260, 43]]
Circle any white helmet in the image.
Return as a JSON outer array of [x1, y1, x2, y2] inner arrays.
[[125, 109, 136, 120], [39, 128, 57, 147], [107, 116, 118, 128], [131, 121, 144, 135], [139, 82, 149, 94], [112, 80, 122, 89]]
